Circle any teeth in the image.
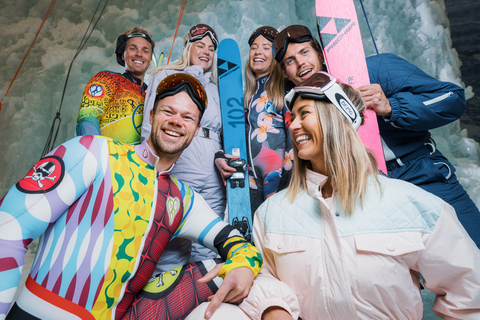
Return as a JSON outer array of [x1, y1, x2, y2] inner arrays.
[[299, 69, 311, 77], [200, 57, 209, 62], [296, 135, 310, 144], [254, 58, 264, 62], [134, 60, 144, 65], [165, 130, 181, 137]]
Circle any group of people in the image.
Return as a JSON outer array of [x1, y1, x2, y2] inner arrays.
[[0, 20, 479, 320]]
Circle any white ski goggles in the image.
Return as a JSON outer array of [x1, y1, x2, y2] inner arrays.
[[284, 71, 362, 131]]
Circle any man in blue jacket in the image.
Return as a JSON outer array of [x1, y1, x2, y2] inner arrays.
[[272, 24, 480, 247]]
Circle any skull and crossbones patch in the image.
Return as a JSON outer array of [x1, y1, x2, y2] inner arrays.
[[16, 156, 65, 194]]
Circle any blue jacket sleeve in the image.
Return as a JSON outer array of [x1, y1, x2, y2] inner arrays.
[[366, 53, 466, 131]]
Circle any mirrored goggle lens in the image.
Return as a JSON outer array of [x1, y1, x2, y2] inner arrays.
[[248, 26, 278, 46], [273, 25, 312, 60], [296, 72, 334, 89], [156, 73, 208, 110]]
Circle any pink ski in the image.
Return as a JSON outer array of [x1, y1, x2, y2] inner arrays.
[[316, 0, 387, 173]]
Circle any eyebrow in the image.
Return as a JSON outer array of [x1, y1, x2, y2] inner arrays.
[[293, 103, 314, 115], [128, 43, 151, 51]]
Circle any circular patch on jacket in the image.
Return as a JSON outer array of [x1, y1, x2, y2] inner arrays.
[[87, 83, 105, 98], [16, 156, 65, 194]]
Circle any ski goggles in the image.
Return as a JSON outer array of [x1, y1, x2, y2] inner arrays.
[[186, 24, 219, 50], [115, 32, 154, 66], [156, 73, 208, 114], [273, 25, 314, 62], [284, 71, 361, 130], [248, 26, 278, 46], [126, 32, 153, 44]]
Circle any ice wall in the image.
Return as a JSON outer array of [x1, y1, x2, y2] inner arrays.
[[0, 0, 479, 206]]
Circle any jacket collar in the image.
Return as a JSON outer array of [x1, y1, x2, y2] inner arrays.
[[135, 139, 175, 173], [305, 169, 329, 199], [184, 65, 212, 84], [305, 169, 335, 211], [123, 70, 148, 91]]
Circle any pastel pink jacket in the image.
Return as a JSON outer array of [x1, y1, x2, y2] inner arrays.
[[239, 170, 480, 319]]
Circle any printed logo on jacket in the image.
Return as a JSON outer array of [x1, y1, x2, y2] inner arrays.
[[16, 156, 65, 193]]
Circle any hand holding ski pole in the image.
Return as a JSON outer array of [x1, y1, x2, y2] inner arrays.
[[359, 84, 392, 118], [215, 152, 241, 186], [197, 264, 254, 319]]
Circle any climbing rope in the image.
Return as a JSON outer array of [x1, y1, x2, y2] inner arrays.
[[167, 0, 187, 64], [358, 0, 379, 55], [41, 0, 110, 157], [0, 0, 56, 113]]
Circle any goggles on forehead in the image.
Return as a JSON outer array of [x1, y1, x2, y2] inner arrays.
[[156, 73, 207, 113], [284, 71, 362, 131], [248, 26, 278, 46], [186, 24, 219, 50], [127, 32, 152, 42], [273, 25, 313, 62]]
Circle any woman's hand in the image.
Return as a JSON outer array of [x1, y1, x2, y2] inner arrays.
[[214, 151, 240, 186]]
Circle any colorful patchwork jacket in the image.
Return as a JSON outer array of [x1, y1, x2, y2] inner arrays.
[[76, 71, 147, 144], [0, 136, 262, 320]]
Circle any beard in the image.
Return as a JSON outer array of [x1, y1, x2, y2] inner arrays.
[[150, 123, 194, 157]]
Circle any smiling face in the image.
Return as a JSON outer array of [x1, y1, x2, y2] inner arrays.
[[290, 96, 326, 174], [282, 42, 324, 85], [148, 91, 201, 163], [249, 35, 274, 78], [122, 37, 152, 80], [189, 36, 215, 72]]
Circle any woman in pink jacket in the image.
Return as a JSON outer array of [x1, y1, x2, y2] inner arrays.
[[189, 71, 480, 320]]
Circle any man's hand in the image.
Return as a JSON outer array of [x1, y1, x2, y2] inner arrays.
[[214, 154, 240, 186], [359, 84, 392, 118], [197, 264, 254, 319]]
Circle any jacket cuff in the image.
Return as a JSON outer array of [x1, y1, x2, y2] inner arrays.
[[217, 238, 263, 278], [242, 298, 297, 320], [386, 97, 401, 123]]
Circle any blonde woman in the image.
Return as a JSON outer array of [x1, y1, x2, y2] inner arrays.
[[245, 72, 480, 319]]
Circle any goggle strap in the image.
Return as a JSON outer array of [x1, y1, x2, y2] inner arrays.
[[157, 82, 206, 113], [187, 30, 219, 48], [323, 83, 362, 130]]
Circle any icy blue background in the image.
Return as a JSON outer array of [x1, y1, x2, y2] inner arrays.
[[1, 1, 479, 316]]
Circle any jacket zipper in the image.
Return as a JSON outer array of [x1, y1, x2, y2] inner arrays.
[[423, 91, 453, 106]]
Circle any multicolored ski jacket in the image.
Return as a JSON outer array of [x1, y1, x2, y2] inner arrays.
[[246, 74, 293, 198], [76, 71, 147, 144], [0, 136, 262, 320]]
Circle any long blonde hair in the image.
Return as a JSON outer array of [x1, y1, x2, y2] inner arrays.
[[244, 51, 285, 112], [287, 83, 379, 215], [150, 31, 218, 83]]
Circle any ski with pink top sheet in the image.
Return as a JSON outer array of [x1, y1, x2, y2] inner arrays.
[[315, 0, 387, 172]]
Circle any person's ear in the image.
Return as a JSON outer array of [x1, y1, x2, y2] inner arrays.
[[194, 122, 201, 136], [318, 51, 325, 66], [149, 109, 154, 125]]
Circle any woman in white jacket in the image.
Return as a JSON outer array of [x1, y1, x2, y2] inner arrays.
[[125, 24, 226, 320], [190, 71, 480, 320]]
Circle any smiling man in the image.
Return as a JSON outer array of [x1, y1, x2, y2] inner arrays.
[[76, 27, 154, 145], [0, 73, 262, 320]]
